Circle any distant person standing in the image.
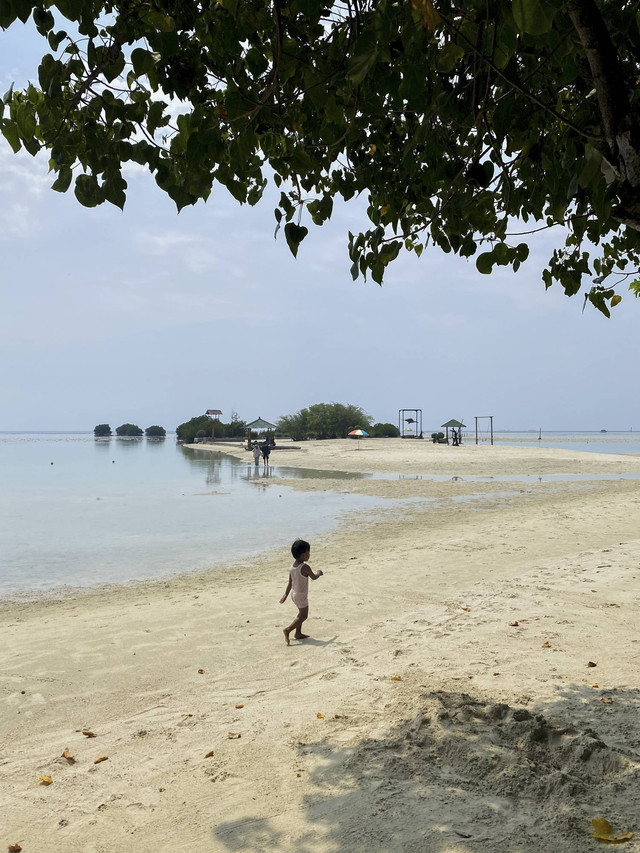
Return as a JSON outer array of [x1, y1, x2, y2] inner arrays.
[[262, 441, 271, 466], [252, 442, 261, 465]]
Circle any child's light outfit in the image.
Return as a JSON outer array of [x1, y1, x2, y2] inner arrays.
[[290, 562, 309, 608]]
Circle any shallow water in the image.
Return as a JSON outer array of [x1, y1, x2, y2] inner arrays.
[[0, 434, 415, 597], [492, 430, 640, 455], [2, 431, 639, 598]]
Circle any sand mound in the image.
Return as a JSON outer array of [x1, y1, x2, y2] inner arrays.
[[337, 691, 640, 849]]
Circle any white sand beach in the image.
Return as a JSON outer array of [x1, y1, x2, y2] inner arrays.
[[2, 438, 640, 852]]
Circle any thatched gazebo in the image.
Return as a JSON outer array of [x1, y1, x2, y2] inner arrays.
[[246, 417, 277, 446]]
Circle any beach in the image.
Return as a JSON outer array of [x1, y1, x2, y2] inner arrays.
[[2, 438, 640, 852]]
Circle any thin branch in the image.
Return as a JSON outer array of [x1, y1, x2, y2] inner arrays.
[[438, 11, 600, 142]]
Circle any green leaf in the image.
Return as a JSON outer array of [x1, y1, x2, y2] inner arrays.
[[512, 0, 559, 35], [131, 48, 157, 77], [33, 8, 55, 35], [74, 174, 102, 207], [104, 51, 126, 82], [347, 39, 378, 85], [144, 11, 176, 32], [51, 167, 73, 193], [493, 242, 510, 265], [48, 30, 68, 51], [476, 251, 494, 274], [1, 120, 21, 153], [436, 42, 464, 73], [103, 171, 127, 209], [284, 222, 308, 257], [13, 0, 34, 24]]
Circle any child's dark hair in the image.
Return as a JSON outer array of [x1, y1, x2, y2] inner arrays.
[[291, 539, 310, 559]]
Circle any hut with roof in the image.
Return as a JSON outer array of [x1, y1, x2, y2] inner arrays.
[[441, 419, 466, 445], [246, 416, 277, 447]]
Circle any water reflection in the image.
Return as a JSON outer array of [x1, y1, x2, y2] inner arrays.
[[206, 459, 221, 485], [242, 463, 273, 481], [276, 465, 370, 480], [115, 437, 143, 448]]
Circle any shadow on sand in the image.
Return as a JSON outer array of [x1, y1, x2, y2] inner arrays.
[[212, 681, 640, 852]]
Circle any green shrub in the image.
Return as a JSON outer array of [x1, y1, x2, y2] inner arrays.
[[176, 414, 246, 442], [145, 425, 166, 437], [93, 423, 112, 437], [115, 423, 143, 436], [278, 403, 372, 440], [371, 422, 400, 437]]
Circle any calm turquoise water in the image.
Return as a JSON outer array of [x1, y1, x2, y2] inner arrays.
[[0, 434, 410, 598]]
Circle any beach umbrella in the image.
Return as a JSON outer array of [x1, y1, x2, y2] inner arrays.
[[348, 429, 368, 448]]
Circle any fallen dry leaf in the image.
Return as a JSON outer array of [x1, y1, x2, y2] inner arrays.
[[509, 621, 519, 627], [316, 712, 325, 719], [493, 672, 500, 676], [541, 641, 551, 648], [296, 772, 302, 777], [82, 730, 97, 738], [600, 697, 613, 705], [183, 713, 193, 718], [461, 607, 471, 612], [198, 668, 204, 674], [39, 775, 53, 785], [587, 661, 598, 667], [205, 750, 214, 758], [391, 676, 402, 682], [590, 683, 600, 688], [8, 844, 22, 852], [235, 704, 244, 709], [158, 787, 165, 792], [94, 756, 109, 764], [227, 732, 241, 739], [61, 748, 75, 761], [592, 817, 633, 842]]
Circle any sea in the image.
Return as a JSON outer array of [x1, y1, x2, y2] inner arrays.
[[1, 430, 639, 598]]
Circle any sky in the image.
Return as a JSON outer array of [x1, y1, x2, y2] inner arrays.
[[1, 21, 639, 433]]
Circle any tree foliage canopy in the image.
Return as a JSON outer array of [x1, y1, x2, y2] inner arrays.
[[145, 424, 166, 436], [116, 422, 143, 435], [93, 423, 112, 436], [2, 0, 640, 313], [278, 402, 371, 439], [176, 413, 246, 441], [371, 421, 400, 437]]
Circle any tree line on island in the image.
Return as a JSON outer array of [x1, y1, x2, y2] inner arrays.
[[175, 404, 399, 443], [94, 424, 166, 437], [95, 404, 399, 443]]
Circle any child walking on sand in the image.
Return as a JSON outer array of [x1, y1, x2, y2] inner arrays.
[[280, 539, 323, 645]]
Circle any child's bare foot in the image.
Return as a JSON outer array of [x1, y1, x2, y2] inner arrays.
[[294, 633, 309, 640], [283, 629, 290, 646]]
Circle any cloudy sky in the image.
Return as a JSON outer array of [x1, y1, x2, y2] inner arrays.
[[1, 20, 639, 433]]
